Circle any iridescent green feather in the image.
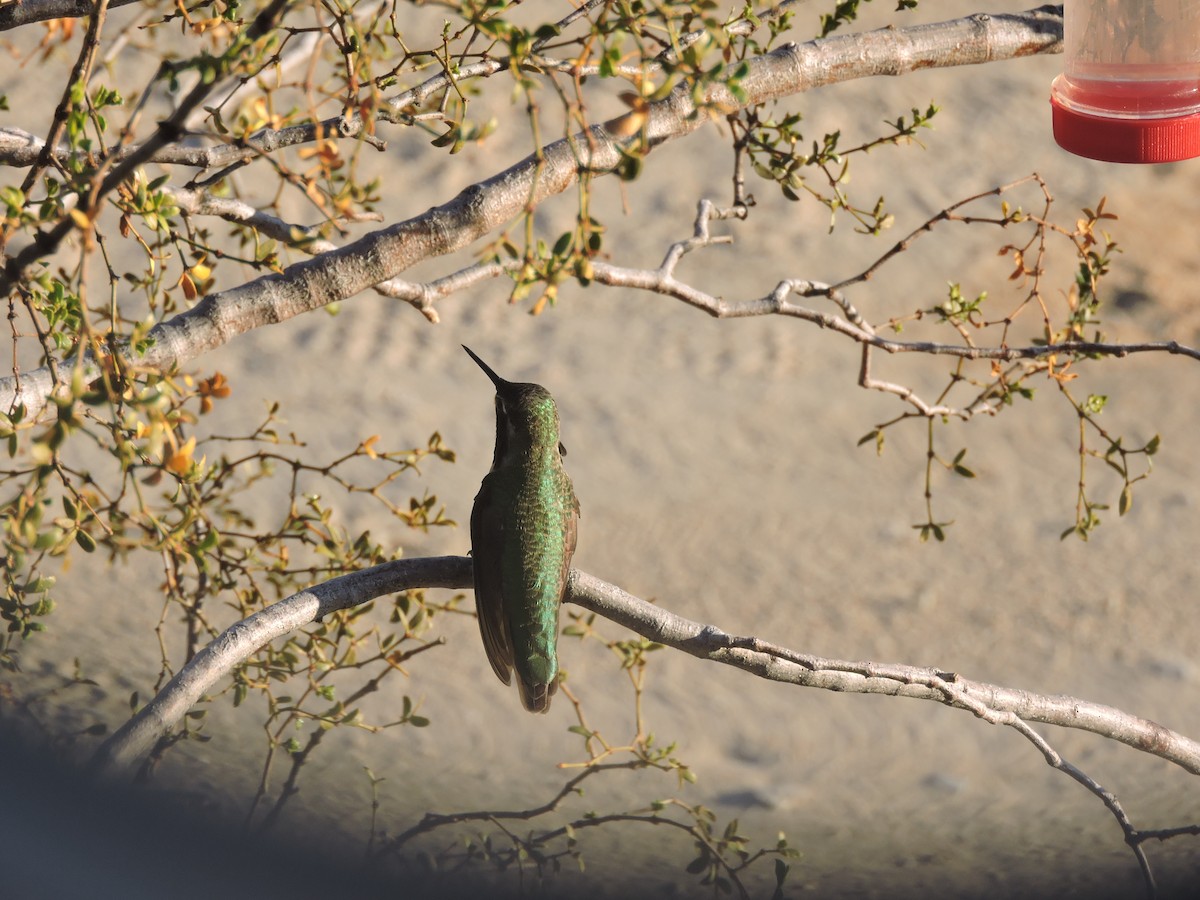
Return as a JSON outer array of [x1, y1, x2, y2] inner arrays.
[[465, 347, 579, 714]]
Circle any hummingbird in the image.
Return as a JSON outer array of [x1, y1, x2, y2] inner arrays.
[[463, 345, 580, 713]]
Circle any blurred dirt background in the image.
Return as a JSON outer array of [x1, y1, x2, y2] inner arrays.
[[3, 2, 1200, 897]]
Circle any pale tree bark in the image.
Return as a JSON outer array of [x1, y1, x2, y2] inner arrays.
[[91, 557, 1199, 896], [0, 6, 1066, 418], [0, 0, 141, 31], [93, 558, 1200, 775]]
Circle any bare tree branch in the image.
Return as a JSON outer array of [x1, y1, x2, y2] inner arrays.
[[168, 186, 516, 322], [567, 569, 1200, 776], [1, 0, 294, 292], [88, 555, 1199, 896], [589, 195, 1200, 419], [89, 556, 469, 774], [0, 0, 140, 31], [0, 0, 616, 173], [16, 0, 111, 201], [1009, 717, 1156, 894], [0, 5, 1066, 418], [92, 557, 1200, 779]]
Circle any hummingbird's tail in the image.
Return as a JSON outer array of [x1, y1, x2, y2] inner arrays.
[[517, 677, 557, 714]]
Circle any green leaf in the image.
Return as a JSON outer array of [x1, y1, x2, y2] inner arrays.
[[1119, 484, 1132, 516], [196, 528, 219, 553], [616, 154, 642, 181], [33, 528, 62, 550], [430, 126, 459, 148], [858, 429, 885, 455]]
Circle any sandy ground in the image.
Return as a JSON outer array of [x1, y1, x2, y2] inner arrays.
[[4, 2, 1200, 897]]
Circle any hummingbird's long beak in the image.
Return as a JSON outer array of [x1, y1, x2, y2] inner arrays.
[[462, 345, 509, 389]]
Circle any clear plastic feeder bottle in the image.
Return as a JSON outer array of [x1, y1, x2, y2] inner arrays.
[[1050, 1, 1200, 163]]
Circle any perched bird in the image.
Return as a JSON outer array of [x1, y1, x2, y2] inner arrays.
[[464, 346, 580, 713]]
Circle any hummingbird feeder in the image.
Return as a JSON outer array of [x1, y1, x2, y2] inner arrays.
[[1050, 0, 1200, 163]]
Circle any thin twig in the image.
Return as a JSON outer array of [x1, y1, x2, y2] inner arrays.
[[1, 6, 1068, 417], [87, 556, 1196, 898], [90, 558, 1200, 778]]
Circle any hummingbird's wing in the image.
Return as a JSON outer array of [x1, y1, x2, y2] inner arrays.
[[470, 476, 514, 686], [563, 490, 580, 566]]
